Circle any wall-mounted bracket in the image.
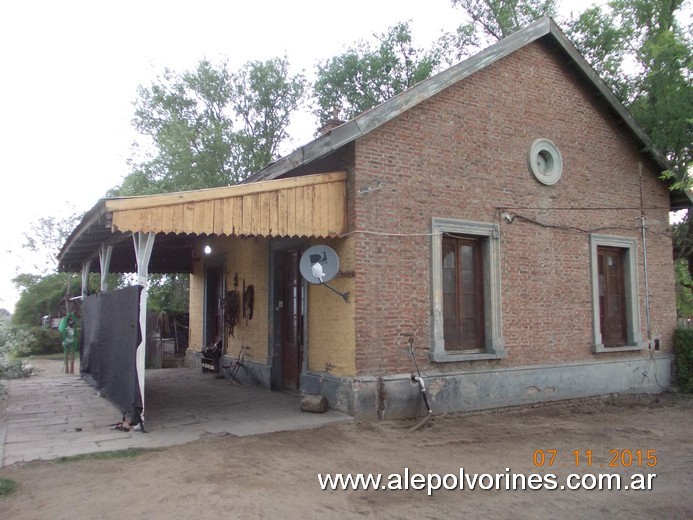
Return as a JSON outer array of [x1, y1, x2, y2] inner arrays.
[[320, 281, 349, 303]]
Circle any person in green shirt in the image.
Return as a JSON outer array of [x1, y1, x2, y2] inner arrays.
[[59, 313, 79, 374]]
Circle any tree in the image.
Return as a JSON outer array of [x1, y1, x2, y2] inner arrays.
[[450, 0, 557, 44], [311, 3, 560, 124], [109, 58, 306, 314], [22, 212, 83, 275], [565, 5, 636, 101], [113, 57, 306, 196], [231, 57, 306, 176], [13, 211, 123, 324], [567, 0, 692, 305], [312, 22, 445, 124], [567, 0, 691, 124], [11, 273, 81, 326], [435, 0, 557, 64], [147, 273, 190, 314], [11, 212, 84, 325]]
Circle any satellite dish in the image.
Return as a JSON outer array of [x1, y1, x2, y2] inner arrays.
[[300, 245, 340, 285]]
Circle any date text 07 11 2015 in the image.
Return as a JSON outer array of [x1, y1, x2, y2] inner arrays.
[[532, 449, 657, 468]]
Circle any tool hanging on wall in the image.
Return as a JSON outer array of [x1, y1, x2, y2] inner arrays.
[[224, 289, 240, 337], [244, 284, 254, 322], [407, 335, 433, 432]]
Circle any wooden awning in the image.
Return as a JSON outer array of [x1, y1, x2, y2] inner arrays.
[[58, 171, 347, 273], [108, 171, 346, 237]]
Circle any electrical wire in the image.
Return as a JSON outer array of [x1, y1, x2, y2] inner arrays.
[[636, 351, 668, 399], [339, 229, 442, 238], [337, 205, 674, 239], [507, 213, 640, 234], [497, 206, 671, 211]]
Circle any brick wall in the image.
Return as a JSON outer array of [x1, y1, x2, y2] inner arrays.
[[351, 42, 675, 376]]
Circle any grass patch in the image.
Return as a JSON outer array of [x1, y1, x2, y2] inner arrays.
[[54, 447, 151, 464], [0, 477, 18, 498]]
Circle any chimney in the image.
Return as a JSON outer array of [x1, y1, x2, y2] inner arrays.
[[318, 107, 345, 136]]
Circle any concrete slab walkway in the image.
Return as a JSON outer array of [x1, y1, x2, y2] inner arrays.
[[0, 361, 352, 467]]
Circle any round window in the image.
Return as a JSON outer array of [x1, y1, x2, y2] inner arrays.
[[527, 138, 563, 185]]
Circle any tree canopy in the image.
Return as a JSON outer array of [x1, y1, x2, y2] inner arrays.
[[11, 273, 81, 326], [451, 0, 557, 43], [312, 22, 447, 124], [568, 0, 692, 305], [567, 0, 692, 172], [22, 212, 83, 276], [112, 57, 306, 196]]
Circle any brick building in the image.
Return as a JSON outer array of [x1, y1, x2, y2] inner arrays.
[[59, 18, 690, 421]]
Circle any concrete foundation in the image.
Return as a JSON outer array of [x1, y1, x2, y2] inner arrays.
[[303, 355, 672, 420], [191, 350, 672, 421]]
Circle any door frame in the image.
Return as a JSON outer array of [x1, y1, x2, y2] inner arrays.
[[203, 255, 226, 361], [269, 239, 308, 391]]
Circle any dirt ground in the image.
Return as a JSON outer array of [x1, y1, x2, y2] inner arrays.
[[1, 364, 692, 520]]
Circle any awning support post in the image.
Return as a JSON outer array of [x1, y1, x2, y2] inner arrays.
[[133, 232, 155, 431], [99, 244, 113, 292], [81, 261, 90, 299]]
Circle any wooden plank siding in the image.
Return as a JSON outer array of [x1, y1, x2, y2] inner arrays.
[[108, 171, 347, 238]]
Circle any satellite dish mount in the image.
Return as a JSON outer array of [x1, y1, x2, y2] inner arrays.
[[300, 245, 349, 302]]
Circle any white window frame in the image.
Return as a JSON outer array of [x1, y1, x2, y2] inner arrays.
[[589, 234, 647, 353], [431, 218, 506, 362]]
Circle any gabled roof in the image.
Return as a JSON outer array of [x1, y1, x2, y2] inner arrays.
[[245, 16, 690, 210]]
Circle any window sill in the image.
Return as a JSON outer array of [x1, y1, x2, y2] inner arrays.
[[592, 342, 648, 354], [432, 349, 507, 363]]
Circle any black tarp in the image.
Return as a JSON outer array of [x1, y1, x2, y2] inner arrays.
[[81, 286, 143, 420]]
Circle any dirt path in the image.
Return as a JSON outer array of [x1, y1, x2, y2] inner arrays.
[[1, 390, 691, 520]]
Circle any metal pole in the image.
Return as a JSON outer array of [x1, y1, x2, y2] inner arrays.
[[639, 163, 652, 344], [641, 216, 652, 344]]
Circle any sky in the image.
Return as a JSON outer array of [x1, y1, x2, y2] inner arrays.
[[0, 0, 598, 313]]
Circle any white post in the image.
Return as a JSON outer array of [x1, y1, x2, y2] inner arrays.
[[99, 244, 113, 292], [133, 232, 155, 430], [81, 261, 90, 299]]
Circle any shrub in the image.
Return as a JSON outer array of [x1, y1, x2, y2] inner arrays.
[[0, 330, 32, 380], [2, 326, 62, 358], [0, 359, 32, 380], [0, 326, 61, 380], [673, 328, 693, 393]]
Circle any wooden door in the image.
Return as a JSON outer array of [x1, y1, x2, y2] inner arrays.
[[205, 263, 224, 349], [598, 247, 627, 346], [278, 249, 303, 391], [442, 235, 485, 350]]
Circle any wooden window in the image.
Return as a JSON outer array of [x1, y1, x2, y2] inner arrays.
[[589, 234, 645, 353], [442, 235, 485, 350], [432, 218, 505, 362], [597, 246, 627, 347]]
